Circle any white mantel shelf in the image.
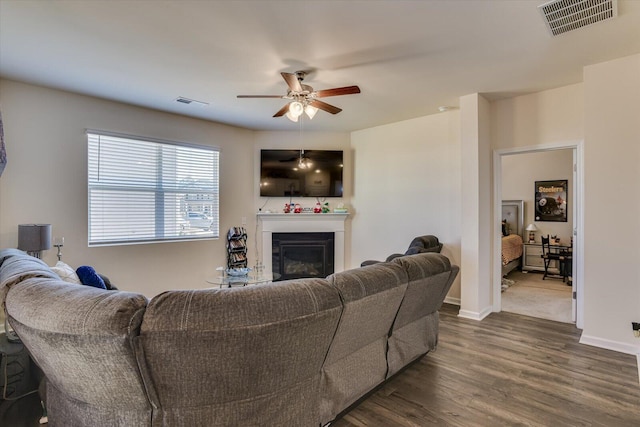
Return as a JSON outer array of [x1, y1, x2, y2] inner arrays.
[[257, 212, 349, 219], [257, 212, 349, 274]]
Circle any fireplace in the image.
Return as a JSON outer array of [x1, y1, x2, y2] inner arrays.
[[258, 212, 348, 279], [272, 232, 334, 281]]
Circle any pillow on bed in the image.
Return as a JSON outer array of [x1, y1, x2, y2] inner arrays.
[[501, 220, 511, 236]]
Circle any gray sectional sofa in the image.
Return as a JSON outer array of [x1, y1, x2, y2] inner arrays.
[[0, 248, 458, 427]]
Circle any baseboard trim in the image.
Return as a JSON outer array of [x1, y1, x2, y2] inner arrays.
[[579, 333, 640, 356], [457, 306, 492, 321], [443, 296, 460, 306]]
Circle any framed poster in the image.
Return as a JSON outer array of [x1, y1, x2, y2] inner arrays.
[[534, 180, 567, 222]]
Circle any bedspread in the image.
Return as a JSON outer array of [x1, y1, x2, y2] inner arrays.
[[502, 234, 523, 266]]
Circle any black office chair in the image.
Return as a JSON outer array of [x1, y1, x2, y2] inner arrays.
[[541, 235, 572, 283]]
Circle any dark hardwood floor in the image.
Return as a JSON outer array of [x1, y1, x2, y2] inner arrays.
[[332, 304, 640, 426]]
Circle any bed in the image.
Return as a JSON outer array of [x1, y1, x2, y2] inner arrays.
[[501, 200, 524, 277]]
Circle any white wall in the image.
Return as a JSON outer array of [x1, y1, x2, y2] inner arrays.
[[0, 79, 256, 297], [491, 83, 584, 149], [502, 150, 574, 243], [492, 54, 640, 355], [350, 111, 461, 302], [582, 54, 640, 354]]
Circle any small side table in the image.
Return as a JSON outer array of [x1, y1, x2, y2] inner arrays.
[[0, 333, 44, 426], [522, 243, 560, 274]]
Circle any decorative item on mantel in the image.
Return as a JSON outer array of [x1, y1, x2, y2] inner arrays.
[[314, 202, 322, 213], [322, 202, 330, 213], [333, 203, 348, 214]]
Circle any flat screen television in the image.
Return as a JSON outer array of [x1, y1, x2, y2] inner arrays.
[[260, 149, 343, 197]]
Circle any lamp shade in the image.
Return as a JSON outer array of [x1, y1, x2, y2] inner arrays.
[[18, 224, 52, 252], [289, 101, 303, 117], [285, 110, 299, 122], [525, 223, 538, 231], [304, 105, 318, 119]]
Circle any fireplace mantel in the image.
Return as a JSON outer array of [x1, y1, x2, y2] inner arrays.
[[257, 213, 349, 274]]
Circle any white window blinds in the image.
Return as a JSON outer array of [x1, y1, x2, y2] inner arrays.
[[87, 131, 219, 246]]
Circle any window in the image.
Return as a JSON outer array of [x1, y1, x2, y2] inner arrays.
[[87, 131, 219, 246]]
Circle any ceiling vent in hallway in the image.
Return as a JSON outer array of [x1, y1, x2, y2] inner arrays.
[[538, 0, 617, 36]]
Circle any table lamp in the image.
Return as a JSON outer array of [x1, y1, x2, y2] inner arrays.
[[525, 223, 538, 243], [18, 224, 52, 258]]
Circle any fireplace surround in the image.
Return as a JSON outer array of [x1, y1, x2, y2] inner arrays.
[[257, 213, 348, 277]]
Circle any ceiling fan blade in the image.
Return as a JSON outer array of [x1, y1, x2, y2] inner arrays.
[[273, 104, 290, 117], [237, 95, 284, 98], [281, 72, 303, 93], [310, 99, 342, 114], [315, 85, 361, 98]]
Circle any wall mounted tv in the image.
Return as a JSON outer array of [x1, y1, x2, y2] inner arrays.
[[260, 149, 343, 197]]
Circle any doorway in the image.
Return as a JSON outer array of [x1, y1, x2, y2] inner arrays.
[[493, 142, 584, 329]]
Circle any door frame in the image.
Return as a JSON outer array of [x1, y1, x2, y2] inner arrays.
[[492, 140, 584, 329]]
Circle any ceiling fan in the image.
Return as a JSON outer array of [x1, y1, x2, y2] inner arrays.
[[237, 71, 360, 122]]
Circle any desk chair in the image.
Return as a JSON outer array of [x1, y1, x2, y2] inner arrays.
[[541, 235, 572, 283]]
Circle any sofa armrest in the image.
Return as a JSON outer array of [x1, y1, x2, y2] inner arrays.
[[360, 259, 382, 267], [384, 253, 404, 262]]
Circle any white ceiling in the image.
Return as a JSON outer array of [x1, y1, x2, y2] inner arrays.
[[1, 0, 639, 132]]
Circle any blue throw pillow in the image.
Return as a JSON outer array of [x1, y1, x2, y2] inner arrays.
[[76, 265, 107, 289]]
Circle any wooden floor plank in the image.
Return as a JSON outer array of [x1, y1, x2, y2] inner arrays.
[[332, 304, 640, 426]]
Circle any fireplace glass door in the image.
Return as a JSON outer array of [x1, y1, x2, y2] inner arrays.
[[272, 232, 334, 281]]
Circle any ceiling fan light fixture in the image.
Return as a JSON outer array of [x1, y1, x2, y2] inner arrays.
[[289, 101, 304, 117], [285, 110, 299, 122], [238, 71, 360, 120], [304, 105, 318, 120]]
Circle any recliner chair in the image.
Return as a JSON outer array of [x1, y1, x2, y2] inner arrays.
[[361, 235, 443, 267]]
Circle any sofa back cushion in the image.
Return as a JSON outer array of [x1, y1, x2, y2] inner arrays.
[[386, 253, 459, 376], [320, 262, 408, 424], [138, 278, 342, 427], [5, 276, 151, 425]]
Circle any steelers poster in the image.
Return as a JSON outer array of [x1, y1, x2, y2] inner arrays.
[[534, 180, 567, 222]]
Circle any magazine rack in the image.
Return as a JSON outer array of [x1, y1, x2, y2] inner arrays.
[[226, 227, 247, 269]]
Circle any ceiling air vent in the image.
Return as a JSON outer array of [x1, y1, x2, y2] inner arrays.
[[174, 96, 209, 106], [538, 0, 617, 36]]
